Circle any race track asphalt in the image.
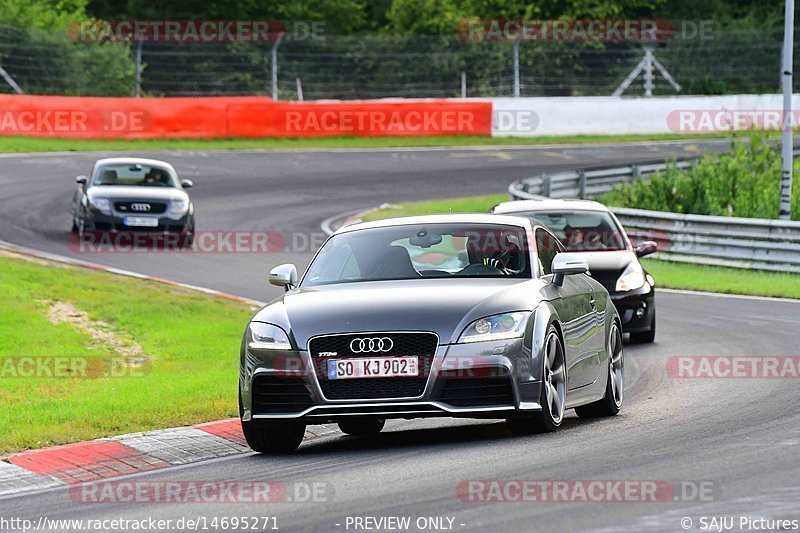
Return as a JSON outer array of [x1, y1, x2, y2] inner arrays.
[[1, 139, 798, 532]]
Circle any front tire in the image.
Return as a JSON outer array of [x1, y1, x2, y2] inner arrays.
[[338, 418, 385, 436], [507, 325, 566, 435], [576, 322, 623, 418], [241, 419, 306, 453], [629, 308, 656, 344]]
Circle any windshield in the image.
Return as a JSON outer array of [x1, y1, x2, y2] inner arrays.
[[92, 163, 178, 188], [519, 210, 627, 252], [302, 223, 532, 287]]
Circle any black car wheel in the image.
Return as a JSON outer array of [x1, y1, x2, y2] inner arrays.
[[576, 322, 623, 418], [241, 420, 306, 453], [507, 325, 565, 435], [338, 417, 385, 436], [630, 308, 656, 344], [239, 392, 305, 453]]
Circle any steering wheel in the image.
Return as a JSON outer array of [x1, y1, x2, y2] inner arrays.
[[457, 264, 504, 276]]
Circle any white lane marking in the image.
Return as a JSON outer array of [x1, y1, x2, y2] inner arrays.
[[0, 138, 729, 158], [0, 239, 266, 307], [659, 288, 800, 304]]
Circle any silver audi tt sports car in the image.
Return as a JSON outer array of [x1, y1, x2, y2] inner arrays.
[[239, 214, 623, 452]]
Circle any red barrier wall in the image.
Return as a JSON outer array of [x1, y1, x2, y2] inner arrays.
[[0, 95, 492, 138]]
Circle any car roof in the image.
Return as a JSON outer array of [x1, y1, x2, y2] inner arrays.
[[93, 157, 177, 173], [336, 213, 535, 234], [492, 198, 611, 214]]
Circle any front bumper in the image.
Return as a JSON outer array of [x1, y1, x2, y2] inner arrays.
[[610, 282, 655, 333], [240, 337, 543, 424], [82, 210, 193, 233]]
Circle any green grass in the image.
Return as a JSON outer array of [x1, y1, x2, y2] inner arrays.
[[0, 253, 254, 454], [362, 195, 800, 299], [641, 259, 800, 299], [0, 132, 724, 153]]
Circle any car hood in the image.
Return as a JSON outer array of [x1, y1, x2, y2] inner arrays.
[[252, 278, 546, 348], [87, 186, 188, 202], [573, 250, 637, 272]]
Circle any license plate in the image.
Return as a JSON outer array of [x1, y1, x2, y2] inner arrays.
[[327, 357, 419, 380], [123, 216, 159, 227]]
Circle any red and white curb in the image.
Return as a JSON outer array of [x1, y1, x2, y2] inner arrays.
[[0, 241, 338, 498], [0, 420, 336, 498]]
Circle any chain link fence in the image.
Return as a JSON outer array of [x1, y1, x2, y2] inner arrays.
[[0, 25, 794, 99]]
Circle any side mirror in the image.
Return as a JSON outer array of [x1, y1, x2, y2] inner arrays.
[[180, 179, 194, 189], [551, 253, 589, 286], [635, 240, 657, 258], [75, 175, 88, 185], [269, 264, 298, 291]]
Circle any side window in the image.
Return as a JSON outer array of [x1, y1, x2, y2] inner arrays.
[[535, 229, 559, 277]]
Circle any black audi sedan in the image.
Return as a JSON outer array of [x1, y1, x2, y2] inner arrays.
[[492, 199, 657, 343], [71, 158, 195, 246]]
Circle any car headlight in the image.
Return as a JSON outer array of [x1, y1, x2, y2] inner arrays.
[[170, 199, 190, 215], [458, 312, 530, 344], [248, 322, 291, 350], [616, 262, 646, 292], [88, 197, 111, 215]]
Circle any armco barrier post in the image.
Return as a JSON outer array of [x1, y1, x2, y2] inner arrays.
[[578, 171, 587, 199], [542, 176, 552, 197]]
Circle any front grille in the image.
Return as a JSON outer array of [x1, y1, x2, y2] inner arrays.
[[251, 375, 314, 414], [114, 201, 168, 214], [589, 269, 623, 293], [435, 376, 515, 407], [309, 332, 438, 400]]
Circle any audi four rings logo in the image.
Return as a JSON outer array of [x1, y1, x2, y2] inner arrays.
[[131, 203, 151, 212], [350, 337, 394, 353]]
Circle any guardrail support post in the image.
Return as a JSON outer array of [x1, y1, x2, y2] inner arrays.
[[543, 176, 551, 197], [578, 171, 587, 199], [631, 165, 640, 184]]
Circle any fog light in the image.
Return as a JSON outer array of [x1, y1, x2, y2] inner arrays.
[[635, 307, 646, 319]]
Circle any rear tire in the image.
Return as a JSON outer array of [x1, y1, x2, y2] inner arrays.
[[576, 322, 623, 418], [241, 419, 306, 453], [507, 325, 565, 435], [338, 417, 385, 436]]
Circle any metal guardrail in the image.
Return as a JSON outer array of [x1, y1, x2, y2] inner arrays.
[[508, 152, 800, 273]]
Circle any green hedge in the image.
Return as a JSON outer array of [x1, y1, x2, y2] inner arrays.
[[598, 134, 800, 221]]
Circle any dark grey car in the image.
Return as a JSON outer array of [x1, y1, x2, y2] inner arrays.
[[71, 157, 195, 247], [239, 214, 623, 452]]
